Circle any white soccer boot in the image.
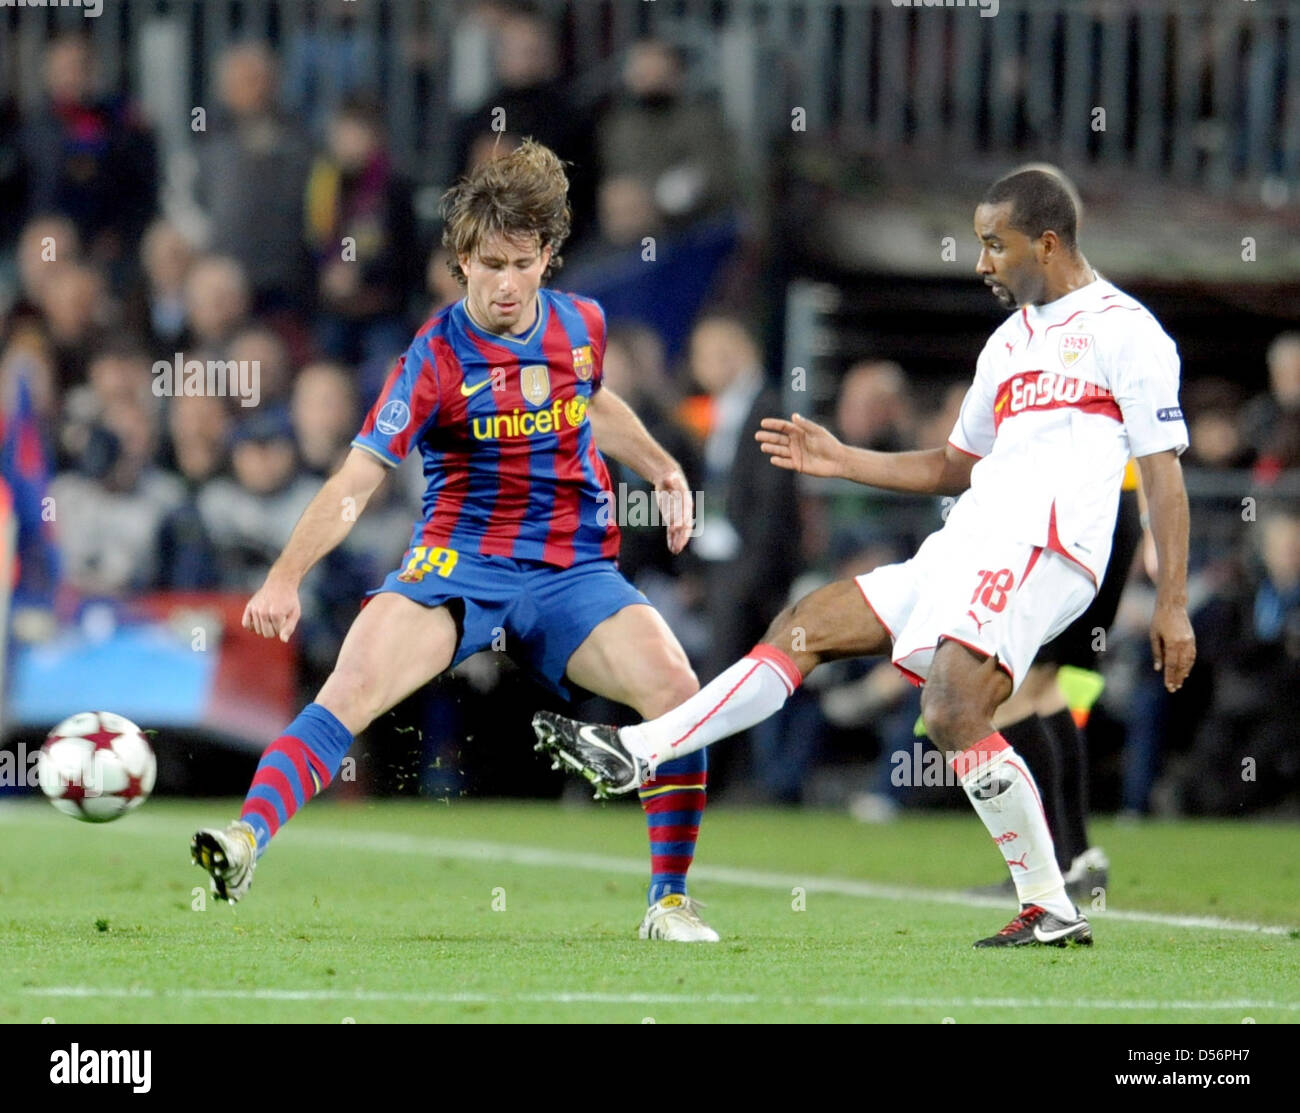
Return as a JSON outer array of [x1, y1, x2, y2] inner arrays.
[[191, 820, 258, 903], [638, 894, 720, 942]]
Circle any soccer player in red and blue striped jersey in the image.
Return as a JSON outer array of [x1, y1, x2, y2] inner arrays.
[[192, 141, 715, 940]]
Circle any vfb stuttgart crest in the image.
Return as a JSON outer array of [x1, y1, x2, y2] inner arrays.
[[572, 345, 594, 382], [1058, 331, 1093, 368], [520, 364, 550, 406]]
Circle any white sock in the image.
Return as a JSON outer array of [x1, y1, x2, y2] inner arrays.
[[952, 734, 1076, 920], [620, 645, 802, 766]]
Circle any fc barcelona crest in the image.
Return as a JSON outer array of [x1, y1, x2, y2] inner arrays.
[[1058, 331, 1093, 368], [520, 364, 550, 406], [572, 345, 595, 382]]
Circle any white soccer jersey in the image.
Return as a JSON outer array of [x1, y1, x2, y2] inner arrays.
[[947, 277, 1188, 585]]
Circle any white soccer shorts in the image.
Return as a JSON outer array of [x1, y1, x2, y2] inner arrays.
[[855, 522, 1097, 694]]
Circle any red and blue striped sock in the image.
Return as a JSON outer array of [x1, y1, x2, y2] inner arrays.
[[240, 703, 353, 857], [639, 748, 707, 904]]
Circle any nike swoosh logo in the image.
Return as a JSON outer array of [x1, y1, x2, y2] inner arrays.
[[578, 725, 651, 789], [578, 725, 629, 765], [460, 378, 492, 397], [1033, 922, 1084, 943]]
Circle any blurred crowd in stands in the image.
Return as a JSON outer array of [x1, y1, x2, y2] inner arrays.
[[0, 2, 1295, 816]]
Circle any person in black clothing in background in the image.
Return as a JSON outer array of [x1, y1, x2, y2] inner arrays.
[[307, 99, 417, 367], [19, 34, 157, 283], [689, 314, 800, 791], [450, 6, 597, 243]]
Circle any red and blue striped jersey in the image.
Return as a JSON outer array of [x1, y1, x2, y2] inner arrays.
[[352, 288, 621, 568]]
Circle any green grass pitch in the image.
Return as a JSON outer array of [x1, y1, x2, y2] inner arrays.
[[1, 798, 1296, 1023]]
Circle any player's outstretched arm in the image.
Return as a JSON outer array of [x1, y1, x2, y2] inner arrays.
[[756, 413, 974, 494], [1136, 448, 1196, 692], [243, 448, 389, 642], [587, 387, 693, 554]]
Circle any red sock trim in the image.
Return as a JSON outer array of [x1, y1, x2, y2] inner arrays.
[[948, 731, 1010, 782], [748, 643, 803, 694]]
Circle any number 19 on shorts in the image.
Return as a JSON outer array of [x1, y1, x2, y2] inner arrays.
[[396, 546, 459, 583]]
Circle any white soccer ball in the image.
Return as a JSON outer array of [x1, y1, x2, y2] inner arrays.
[[37, 711, 157, 822]]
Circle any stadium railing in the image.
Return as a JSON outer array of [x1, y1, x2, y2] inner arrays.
[[1, 0, 1292, 196]]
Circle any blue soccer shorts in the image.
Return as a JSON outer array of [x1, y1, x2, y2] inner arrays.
[[367, 547, 648, 700]]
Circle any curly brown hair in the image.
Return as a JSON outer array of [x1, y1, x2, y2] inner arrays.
[[440, 138, 572, 287]]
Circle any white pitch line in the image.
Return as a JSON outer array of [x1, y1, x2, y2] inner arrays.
[[277, 826, 1300, 937], [1, 806, 1295, 936], [19, 986, 1300, 1011]]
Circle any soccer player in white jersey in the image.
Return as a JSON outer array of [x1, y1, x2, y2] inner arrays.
[[534, 168, 1196, 947]]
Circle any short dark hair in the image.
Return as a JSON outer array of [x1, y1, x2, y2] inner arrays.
[[983, 169, 1079, 251]]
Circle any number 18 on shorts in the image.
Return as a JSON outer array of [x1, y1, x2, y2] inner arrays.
[[855, 526, 1096, 693]]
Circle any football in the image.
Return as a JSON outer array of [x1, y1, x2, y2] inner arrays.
[[36, 712, 157, 823]]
